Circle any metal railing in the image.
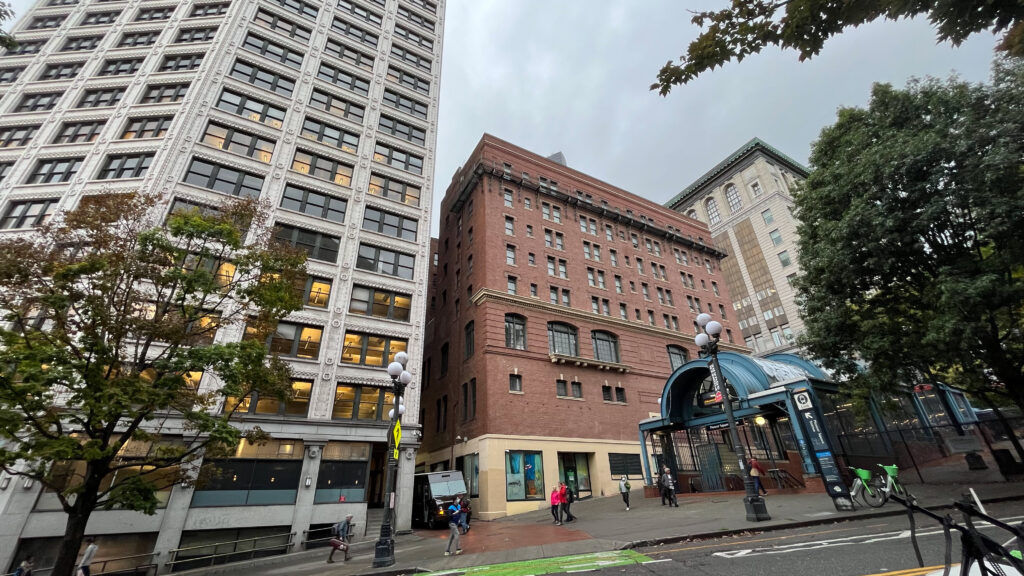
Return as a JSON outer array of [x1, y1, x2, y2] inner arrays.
[[2, 553, 159, 576], [165, 532, 295, 572]]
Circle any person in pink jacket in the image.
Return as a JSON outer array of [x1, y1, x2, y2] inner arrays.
[[549, 486, 562, 525]]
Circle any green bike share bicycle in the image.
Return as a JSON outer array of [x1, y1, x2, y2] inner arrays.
[[847, 463, 906, 507]]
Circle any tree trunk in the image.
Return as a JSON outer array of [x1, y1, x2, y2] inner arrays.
[[51, 470, 104, 576]]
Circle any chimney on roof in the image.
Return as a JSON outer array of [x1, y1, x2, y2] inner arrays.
[[546, 151, 566, 166]]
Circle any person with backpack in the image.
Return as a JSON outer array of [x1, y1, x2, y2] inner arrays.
[[444, 500, 463, 556], [327, 513, 353, 563], [456, 495, 471, 534], [559, 482, 576, 522]]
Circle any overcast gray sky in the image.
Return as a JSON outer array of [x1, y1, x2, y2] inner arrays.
[[6, 0, 998, 236]]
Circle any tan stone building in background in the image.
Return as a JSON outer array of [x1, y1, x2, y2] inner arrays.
[[666, 138, 809, 356]]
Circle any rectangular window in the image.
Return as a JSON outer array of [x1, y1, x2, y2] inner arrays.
[[7, 40, 45, 54], [509, 374, 522, 393], [246, 320, 322, 359], [372, 143, 423, 174], [355, 243, 415, 279], [38, 62, 83, 80], [331, 18, 378, 47], [761, 208, 774, 225], [382, 89, 428, 119], [309, 89, 364, 123], [608, 453, 642, 476], [53, 120, 104, 144], [300, 117, 359, 153], [302, 276, 332, 308], [322, 38, 375, 72], [96, 58, 141, 77], [1, 199, 58, 229], [340, 332, 407, 366], [230, 60, 295, 97], [190, 3, 229, 17], [337, 0, 382, 26], [80, 11, 119, 25], [397, 5, 434, 32], [216, 89, 286, 128], [362, 206, 417, 241], [615, 387, 627, 403], [274, 224, 341, 263], [378, 115, 426, 146], [253, 9, 311, 42], [28, 15, 66, 29], [386, 65, 430, 95], [507, 276, 517, 294], [271, 0, 318, 20], [394, 24, 433, 50], [159, 54, 203, 72], [62, 36, 102, 51], [407, 0, 436, 13], [332, 386, 396, 425], [183, 158, 265, 198], [242, 33, 303, 69], [120, 30, 159, 47], [140, 83, 190, 103], [291, 150, 353, 186], [0, 125, 39, 148], [770, 229, 783, 245], [280, 184, 347, 222], [778, 250, 792, 267], [121, 116, 173, 139], [97, 153, 154, 179], [77, 88, 124, 109], [390, 44, 431, 72], [368, 173, 420, 207], [348, 285, 411, 321], [135, 6, 174, 21], [201, 122, 275, 163], [26, 158, 84, 184], [505, 451, 544, 501], [316, 62, 370, 96], [176, 27, 218, 43]]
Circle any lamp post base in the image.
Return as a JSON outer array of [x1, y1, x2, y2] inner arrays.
[[372, 538, 395, 567], [744, 495, 771, 521]]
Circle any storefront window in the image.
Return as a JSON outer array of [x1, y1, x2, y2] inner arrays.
[[505, 450, 544, 501], [191, 440, 303, 507], [455, 453, 479, 497], [314, 441, 370, 503]]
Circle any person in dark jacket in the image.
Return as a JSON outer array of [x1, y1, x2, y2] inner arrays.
[[659, 466, 679, 507], [327, 513, 353, 563], [559, 482, 576, 522]]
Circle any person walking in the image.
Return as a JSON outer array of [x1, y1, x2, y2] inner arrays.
[[327, 513, 353, 563], [13, 555, 34, 576], [79, 537, 99, 576], [618, 475, 632, 511], [549, 485, 562, 525], [444, 500, 463, 556], [659, 466, 679, 507], [749, 457, 768, 495], [456, 495, 471, 534], [559, 482, 577, 522]]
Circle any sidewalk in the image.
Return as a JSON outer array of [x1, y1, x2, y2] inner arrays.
[[189, 481, 1024, 576]]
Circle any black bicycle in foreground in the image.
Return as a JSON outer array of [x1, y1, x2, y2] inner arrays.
[[891, 491, 1024, 576]]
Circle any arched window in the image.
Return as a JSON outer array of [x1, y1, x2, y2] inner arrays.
[[705, 197, 721, 225], [686, 209, 698, 221], [547, 322, 578, 356], [667, 345, 688, 370], [505, 314, 526, 350], [592, 330, 619, 363], [725, 184, 742, 212]]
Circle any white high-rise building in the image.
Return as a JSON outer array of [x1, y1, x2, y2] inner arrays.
[[0, 0, 443, 569]]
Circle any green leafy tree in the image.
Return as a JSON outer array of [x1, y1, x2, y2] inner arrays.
[[0, 2, 15, 51], [794, 57, 1024, 413], [653, 1, 1024, 94], [0, 194, 307, 576]]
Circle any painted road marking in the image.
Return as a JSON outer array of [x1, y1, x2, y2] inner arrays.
[[710, 516, 1024, 559], [655, 523, 891, 554], [861, 565, 951, 576], [429, 549, 652, 576]]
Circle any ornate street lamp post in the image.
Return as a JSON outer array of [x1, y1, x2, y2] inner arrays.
[[695, 313, 770, 522], [372, 351, 413, 567]]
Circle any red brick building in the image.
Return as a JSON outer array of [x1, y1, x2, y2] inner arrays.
[[419, 135, 744, 519]]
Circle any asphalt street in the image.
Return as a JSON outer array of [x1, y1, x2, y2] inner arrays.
[[598, 500, 1024, 576]]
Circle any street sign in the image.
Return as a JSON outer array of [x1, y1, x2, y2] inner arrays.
[[792, 389, 853, 511], [392, 420, 402, 460]]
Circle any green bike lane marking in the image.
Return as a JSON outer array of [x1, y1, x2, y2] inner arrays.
[[426, 550, 651, 576]]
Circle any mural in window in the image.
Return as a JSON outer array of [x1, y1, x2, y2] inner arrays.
[[505, 450, 544, 501], [314, 441, 370, 503]]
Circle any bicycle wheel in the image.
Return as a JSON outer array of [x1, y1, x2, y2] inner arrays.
[[862, 477, 888, 508]]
